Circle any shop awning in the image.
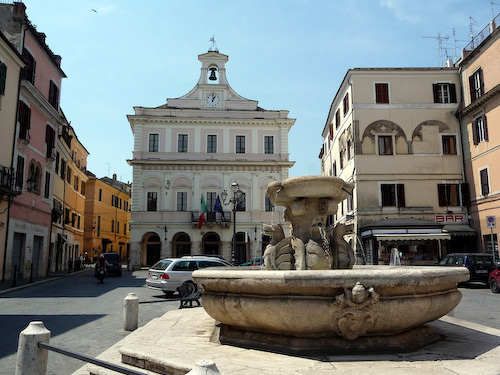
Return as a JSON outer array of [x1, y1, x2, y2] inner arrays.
[[373, 233, 451, 241], [442, 225, 476, 236]]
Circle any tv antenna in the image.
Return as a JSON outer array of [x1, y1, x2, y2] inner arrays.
[[423, 32, 450, 66], [469, 17, 479, 42], [491, 0, 500, 19]]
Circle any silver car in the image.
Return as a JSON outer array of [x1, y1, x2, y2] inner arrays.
[[146, 256, 232, 296]]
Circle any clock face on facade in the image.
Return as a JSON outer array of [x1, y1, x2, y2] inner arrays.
[[205, 93, 220, 107]]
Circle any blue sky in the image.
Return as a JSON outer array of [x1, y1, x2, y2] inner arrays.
[[20, 0, 499, 183]]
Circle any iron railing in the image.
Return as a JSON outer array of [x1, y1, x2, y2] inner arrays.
[[463, 14, 500, 58], [38, 342, 148, 375]]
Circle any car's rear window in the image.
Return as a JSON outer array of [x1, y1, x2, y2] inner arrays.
[[198, 260, 226, 268], [151, 260, 173, 271], [472, 256, 494, 265], [103, 253, 120, 262], [172, 261, 198, 271]]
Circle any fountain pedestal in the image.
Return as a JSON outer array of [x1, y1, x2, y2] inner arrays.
[[193, 266, 469, 354]]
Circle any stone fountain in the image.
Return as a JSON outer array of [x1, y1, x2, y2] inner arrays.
[[192, 176, 469, 354]]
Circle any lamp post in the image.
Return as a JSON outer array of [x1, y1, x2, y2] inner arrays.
[[221, 182, 243, 264]]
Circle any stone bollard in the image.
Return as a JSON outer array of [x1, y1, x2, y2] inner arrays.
[[16, 321, 51, 375], [186, 360, 221, 374], [123, 293, 139, 331]]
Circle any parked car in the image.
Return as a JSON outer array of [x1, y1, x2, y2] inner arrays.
[[97, 252, 122, 276], [488, 266, 500, 293], [438, 253, 495, 284], [146, 256, 232, 296], [240, 257, 264, 267]]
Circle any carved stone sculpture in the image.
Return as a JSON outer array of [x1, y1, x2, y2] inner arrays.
[[263, 176, 355, 270]]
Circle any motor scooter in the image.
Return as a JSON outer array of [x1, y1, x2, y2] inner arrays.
[[95, 264, 106, 284]]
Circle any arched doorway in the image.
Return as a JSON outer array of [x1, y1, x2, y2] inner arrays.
[[143, 232, 161, 266], [202, 232, 221, 255], [233, 232, 248, 265], [172, 232, 192, 257]]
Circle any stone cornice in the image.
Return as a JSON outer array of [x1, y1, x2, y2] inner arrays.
[[128, 115, 295, 128], [460, 82, 500, 116], [20, 81, 64, 125]]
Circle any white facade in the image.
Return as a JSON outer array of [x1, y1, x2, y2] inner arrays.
[[127, 50, 295, 268]]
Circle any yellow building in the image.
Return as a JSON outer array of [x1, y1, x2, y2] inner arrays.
[[458, 14, 500, 257], [84, 174, 131, 263], [51, 123, 89, 272], [0, 31, 24, 281]]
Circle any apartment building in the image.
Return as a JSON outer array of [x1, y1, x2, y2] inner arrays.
[[320, 68, 473, 265], [51, 122, 89, 272], [127, 47, 294, 268], [0, 3, 66, 281], [457, 14, 500, 258], [0, 30, 24, 281], [84, 174, 131, 263]]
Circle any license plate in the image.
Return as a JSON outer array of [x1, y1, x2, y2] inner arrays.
[[100, 270, 105, 274], [151, 275, 158, 279], [476, 270, 487, 273]]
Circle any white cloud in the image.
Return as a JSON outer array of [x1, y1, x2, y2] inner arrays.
[[380, 0, 425, 23]]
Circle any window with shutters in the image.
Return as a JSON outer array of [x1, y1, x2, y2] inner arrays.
[[21, 48, 36, 85], [44, 171, 50, 199], [375, 83, 389, 103], [378, 135, 393, 155], [147, 192, 157, 211], [48, 80, 59, 109], [472, 115, 488, 145], [381, 184, 405, 207], [437, 184, 462, 206], [235, 192, 246, 211], [442, 135, 457, 155], [343, 93, 349, 116], [177, 191, 187, 211], [433, 83, 457, 103], [335, 110, 341, 129], [0, 61, 7, 95], [469, 69, 484, 102], [18, 101, 31, 141], [45, 125, 55, 158], [15, 155, 25, 189], [265, 196, 274, 212], [236, 135, 246, 153], [178, 134, 188, 152], [480, 168, 490, 196], [149, 133, 159, 152], [207, 135, 217, 153], [264, 136, 274, 154]]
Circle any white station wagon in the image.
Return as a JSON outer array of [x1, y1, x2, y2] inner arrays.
[[146, 256, 232, 296]]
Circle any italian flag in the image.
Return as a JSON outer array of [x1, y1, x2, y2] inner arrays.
[[198, 195, 208, 229]]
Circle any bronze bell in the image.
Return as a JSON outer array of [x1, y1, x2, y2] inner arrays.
[[209, 67, 217, 81]]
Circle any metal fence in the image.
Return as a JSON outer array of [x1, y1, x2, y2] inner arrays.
[[463, 14, 500, 58]]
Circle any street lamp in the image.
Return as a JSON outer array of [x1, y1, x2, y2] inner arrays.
[[221, 182, 243, 264]]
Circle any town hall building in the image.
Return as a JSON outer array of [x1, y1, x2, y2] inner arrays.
[[127, 44, 295, 268]]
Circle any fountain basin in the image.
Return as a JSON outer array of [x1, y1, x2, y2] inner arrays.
[[193, 265, 470, 354]]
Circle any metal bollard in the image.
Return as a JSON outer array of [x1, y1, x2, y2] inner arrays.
[[16, 321, 51, 375], [186, 360, 221, 374], [123, 293, 139, 331]]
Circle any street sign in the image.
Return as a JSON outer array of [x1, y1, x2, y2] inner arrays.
[[487, 216, 496, 228]]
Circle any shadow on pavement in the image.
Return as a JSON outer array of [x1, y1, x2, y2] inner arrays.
[[0, 314, 105, 359]]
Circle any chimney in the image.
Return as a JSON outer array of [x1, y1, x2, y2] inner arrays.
[[113, 174, 117, 181], [13, 2, 26, 20], [52, 55, 62, 68]]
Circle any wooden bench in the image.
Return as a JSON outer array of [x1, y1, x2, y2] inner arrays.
[[176, 281, 202, 309]]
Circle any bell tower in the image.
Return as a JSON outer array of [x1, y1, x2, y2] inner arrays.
[[197, 37, 229, 86]]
